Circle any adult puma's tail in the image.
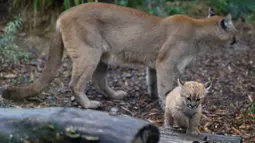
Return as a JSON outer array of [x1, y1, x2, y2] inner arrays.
[[2, 27, 64, 100]]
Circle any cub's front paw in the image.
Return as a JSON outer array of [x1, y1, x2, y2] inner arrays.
[[164, 125, 175, 130]]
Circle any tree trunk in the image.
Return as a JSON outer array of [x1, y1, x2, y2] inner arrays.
[[0, 107, 242, 143]]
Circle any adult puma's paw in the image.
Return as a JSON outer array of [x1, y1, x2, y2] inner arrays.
[[111, 90, 128, 99]]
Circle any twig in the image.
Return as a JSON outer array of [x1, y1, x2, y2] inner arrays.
[[148, 112, 160, 116], [139, 100, 159, 114], [248, 94, 253, 103], [203, 122, 212, 133], [201, 113, 212, 121], [232, 127, 243, 136], [120, 106, 135, 116]]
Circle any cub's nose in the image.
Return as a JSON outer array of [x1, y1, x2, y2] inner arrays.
[[188, 104, 198, 108], [192, 105, 198, 108]]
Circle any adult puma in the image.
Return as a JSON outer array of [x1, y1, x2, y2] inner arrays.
[[2, 3, 237, 109]]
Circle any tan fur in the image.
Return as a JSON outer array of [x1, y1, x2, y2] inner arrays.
[[2, 3, 236, 109], [164, 79, 211, 135]]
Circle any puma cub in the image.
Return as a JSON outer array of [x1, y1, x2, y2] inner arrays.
[[2, 3, 236, 109], [164, 79, 212, 135]]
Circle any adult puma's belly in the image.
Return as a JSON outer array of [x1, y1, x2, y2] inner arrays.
[[100, 53, 144, 68], [101, 52, 155, 68]]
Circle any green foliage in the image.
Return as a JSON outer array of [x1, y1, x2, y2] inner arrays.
[[116, 0, 255, 22], [208, 0, 228, 14], [251, 104, 255, 114], [165, 0, 197, 1], [11, 0, 88, 15], [165, 7, 184, 16], [0, 16, 31, 62], [208, 0, 255, 23], [9, 0, 255, 25], [115, 0, 129, 6], [63, 0, 87, 10], [115, 0, 184, 16]]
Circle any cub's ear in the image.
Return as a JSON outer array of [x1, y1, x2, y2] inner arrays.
[[208, 7, 215, 18], [177, 78, 185, 88], [204, 81, 212, 94], [220, 14, 234, 30]]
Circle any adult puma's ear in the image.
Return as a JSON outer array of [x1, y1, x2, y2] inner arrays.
[[204, 81, 212, 94], [208, 7, 215, 17], [220, 14, 233, 30], [177, 78, 185, 88]]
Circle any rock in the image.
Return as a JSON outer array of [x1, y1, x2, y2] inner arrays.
[[71, 96, 75, 101], [3, 73, 17, 79], [85, 89, 93, 95], [125, 73, 132, 78], [134, 86, 140, 91], [109, 107, 119, 116], [97, 94, 104, 98]]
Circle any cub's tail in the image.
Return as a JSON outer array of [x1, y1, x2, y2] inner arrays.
[[2, 27, 64, 100]]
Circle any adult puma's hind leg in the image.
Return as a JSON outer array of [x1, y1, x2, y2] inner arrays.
[[67, 44, 102, 109], [92, 61, 127, 99]]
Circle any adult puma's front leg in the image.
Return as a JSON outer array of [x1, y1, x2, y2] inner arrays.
[[146, 67, 157, 98], [92, 61, 127, 99], [156, 62, 175, 110], [156, 41, 185, 110]]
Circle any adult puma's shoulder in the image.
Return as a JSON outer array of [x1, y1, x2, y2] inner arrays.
[[2, 3, 237, 109]]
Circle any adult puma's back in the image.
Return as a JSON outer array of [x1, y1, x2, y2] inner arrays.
[[58, 3, 165, 66], [2, 3, 237, 109]]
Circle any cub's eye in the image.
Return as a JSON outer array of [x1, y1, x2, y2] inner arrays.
[[187, 97, 191, 101], [196, 99, 200, 102]]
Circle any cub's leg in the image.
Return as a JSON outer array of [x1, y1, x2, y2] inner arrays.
[[92, 61, 127, 99], [187, 113, 201, 135], [68, 44, 102, 109], [175, 113, 188, 130], [168, 111, 188, 134], [146, 67, 158, 98], [164, 110, 174, 128]]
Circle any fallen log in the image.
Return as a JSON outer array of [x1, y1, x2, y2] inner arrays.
[[159, 128, 242, 143], [0, 107, 159, 143], [0, 107, 242, 143]]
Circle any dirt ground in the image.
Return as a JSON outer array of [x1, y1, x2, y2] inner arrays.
[[0, 22, 254, 142]]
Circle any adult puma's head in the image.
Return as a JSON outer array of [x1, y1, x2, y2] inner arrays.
[[207, 7, 237, 47], [177, 79, 212, 109]]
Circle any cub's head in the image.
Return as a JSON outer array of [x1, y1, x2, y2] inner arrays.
[[207, 8, 237, 47], [177, 79, 212, 109]]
